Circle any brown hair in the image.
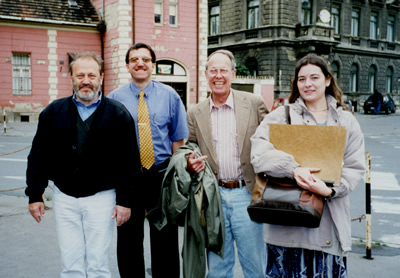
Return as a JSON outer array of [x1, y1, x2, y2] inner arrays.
[[69, 52, 104, 75], [289, 53, 343, 107], [125, 42, 156, 64]]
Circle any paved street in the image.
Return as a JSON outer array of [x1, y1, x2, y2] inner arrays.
[[350, 112, 400, 248], [1, 112, 400, 277]]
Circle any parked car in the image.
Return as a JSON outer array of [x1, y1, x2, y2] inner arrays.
[[363, 93, 396, 114], [271, 97, 289, 111]]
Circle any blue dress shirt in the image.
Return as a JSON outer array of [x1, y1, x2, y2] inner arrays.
[[108, 81, 188, 165], [72, 92, 102, 121]]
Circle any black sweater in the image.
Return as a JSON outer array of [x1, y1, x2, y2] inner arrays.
[[26, 96, 140, 208]]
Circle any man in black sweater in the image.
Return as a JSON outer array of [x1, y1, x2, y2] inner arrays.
[[26, 52, 140, 278]]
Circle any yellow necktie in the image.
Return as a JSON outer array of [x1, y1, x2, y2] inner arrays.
[[137, 91, 155, 169]]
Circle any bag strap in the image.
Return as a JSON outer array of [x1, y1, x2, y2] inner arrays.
[[285, 105, 291, 124]]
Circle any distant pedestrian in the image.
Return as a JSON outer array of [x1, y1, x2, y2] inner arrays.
[[26, 52, 140, 278], [372, 89, 383, 114]]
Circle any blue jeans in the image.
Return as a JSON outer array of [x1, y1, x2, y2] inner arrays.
[[374, 101, 382, 114], [207, 186, 266, 278], [53, 186, 116, 278]]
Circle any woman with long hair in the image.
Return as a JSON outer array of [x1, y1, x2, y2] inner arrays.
[[250, 53, 365, 277]]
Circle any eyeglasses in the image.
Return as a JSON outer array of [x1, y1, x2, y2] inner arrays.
[[207, 68, 231, 77], [128, 56, 153, 64]]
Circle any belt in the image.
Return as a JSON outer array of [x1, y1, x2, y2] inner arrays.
[[141, 158, 170, 173], [218, 179, 245, 189]]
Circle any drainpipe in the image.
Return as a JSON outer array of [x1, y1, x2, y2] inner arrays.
[[132, 0, 135, 44], [196, 0, 200, 103], [98, 0, 106, 93]]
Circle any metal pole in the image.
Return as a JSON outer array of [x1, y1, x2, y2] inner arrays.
[[364, 152, 373, 259], [3, 110, 6, 134]]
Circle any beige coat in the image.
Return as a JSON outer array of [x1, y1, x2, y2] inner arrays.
[[187, 89, 268, 193], [251, 95, 366, 254]]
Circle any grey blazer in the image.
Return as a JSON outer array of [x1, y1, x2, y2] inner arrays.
[[187, 89, 268, 193]]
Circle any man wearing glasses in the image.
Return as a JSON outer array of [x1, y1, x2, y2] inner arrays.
[[186, 50, 268, 277], [108, 43, 188, 278]]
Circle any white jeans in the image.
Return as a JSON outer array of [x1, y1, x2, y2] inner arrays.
[[53, 186, 115, 278]]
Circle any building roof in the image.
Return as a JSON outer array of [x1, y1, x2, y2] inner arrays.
[[0, 0, 100, 27]]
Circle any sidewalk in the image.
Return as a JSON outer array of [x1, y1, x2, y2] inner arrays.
[[1, 121, 38, 137]]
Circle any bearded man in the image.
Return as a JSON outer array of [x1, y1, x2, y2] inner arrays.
[[26, 52, 140, 278]]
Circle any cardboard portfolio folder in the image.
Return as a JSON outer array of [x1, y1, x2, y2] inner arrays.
[[269, 124, 347, 184]]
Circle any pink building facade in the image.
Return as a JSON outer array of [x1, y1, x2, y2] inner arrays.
[[91, 0, 209, 108], [0, 0, 102, 122], [0, 0, 208, 122]]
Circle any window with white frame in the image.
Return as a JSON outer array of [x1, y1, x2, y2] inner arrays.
[[331, 4, 340, 34], [247, 0, 259, 29], [209, 5, 220, 35], [301, 0, 312, 26], [169, 0, 177, 26], [370, 11, 379, 40], [12, 53, 31, 96], [386, 67, 393, 94], [155, 0, 163, 25], [351, 8, 360, 37], [368, 65, 376, 93], [331, 61, 339, 79], [387, 15, 395, 42], [350, 64, 358, 93]]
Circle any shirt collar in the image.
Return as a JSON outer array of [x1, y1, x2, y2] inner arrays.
[[72, 92, 102, 108], [130, 81, 153, 98], [209, 90, 234, 112]]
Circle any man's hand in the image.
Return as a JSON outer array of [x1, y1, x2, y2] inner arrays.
[[187, 151, 208, 173], [28, 202, 45, 223], [112, 205, 131, 226]]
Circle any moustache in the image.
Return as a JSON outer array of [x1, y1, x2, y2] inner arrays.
[[79, 84, 94, 90]]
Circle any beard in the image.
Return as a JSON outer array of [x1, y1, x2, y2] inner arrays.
[[73, 83, 100, 103]]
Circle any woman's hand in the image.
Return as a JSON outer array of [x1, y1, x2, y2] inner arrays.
[[294, 167, 332, 197], [293, 167, 320, 185]]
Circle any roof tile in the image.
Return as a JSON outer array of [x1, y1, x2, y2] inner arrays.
[[0, 0, 100, 25]]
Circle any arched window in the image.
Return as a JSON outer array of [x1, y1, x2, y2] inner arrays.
[[154, 60, 186, 76], [245, 57, 258, 76], [349, 64, 358, 93], [368, 65, 377, 93], [331, 61, 339, 79], [386, 67, 393, 94], [152, 59, 187, 108]]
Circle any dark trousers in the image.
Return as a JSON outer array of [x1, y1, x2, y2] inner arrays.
[[117, 161, 180, 278]]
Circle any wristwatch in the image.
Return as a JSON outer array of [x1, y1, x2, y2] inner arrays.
[[324, 188, 336, 201]]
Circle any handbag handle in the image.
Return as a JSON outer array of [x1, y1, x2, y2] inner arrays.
[[285, 105, 291, 124]]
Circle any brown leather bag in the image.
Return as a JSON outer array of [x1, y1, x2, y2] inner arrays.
[[247, 106, 325, 228], [247, 174, 324, 228]]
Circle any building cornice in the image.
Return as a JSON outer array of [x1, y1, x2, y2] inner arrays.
[[0, 15, 98, 28]]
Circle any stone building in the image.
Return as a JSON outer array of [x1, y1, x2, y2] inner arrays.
[[208, 0, 400, 111]]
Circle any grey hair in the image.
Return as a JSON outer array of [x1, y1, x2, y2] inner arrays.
[[206, 49, 236, 70], [69, 52, 104, 75]]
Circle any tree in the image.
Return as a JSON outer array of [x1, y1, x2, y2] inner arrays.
[[236, 63, 250, 76]]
